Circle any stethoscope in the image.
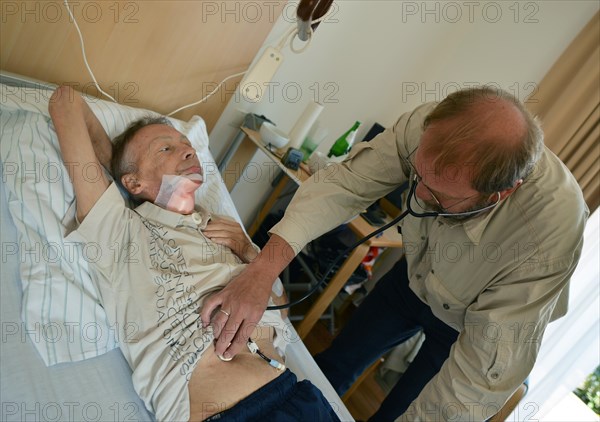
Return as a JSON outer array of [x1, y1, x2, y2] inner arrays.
[[266, 176, 444, 311]]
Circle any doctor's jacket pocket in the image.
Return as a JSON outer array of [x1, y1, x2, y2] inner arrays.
[[422, 270, 467, 331]]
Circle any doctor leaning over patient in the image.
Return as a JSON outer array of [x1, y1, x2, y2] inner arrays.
[[202, 87, 589, 421]]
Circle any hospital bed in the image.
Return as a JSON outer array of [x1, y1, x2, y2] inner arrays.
[[0, 71, 353, 422]]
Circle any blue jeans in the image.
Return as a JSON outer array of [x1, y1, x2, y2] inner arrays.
[[204, 369, 341, 421], [314, 258, 459, 421]]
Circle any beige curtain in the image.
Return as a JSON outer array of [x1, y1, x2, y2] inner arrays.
[[525, 12, 600, 211]]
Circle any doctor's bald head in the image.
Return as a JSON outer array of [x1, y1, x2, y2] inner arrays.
[[421, 87, 544, 195]]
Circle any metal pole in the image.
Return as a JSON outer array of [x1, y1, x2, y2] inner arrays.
[[218, 128, 246, 173]]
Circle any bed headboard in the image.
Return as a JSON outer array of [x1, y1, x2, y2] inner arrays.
[[0, 0, 286, 131]]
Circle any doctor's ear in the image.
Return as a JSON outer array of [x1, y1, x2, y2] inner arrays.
[[122, 174, 143, 195], [498, 179, 524, 201]]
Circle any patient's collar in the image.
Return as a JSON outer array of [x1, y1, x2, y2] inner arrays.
[[136, 196, 212, 231], [154, 174, 203, 214]]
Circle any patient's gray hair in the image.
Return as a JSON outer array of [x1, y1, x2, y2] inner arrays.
[[423, 87, 544, 194], [111, 116, 173, 194]]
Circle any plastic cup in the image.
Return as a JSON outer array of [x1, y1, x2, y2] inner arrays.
[[300, 125, 328, 162]]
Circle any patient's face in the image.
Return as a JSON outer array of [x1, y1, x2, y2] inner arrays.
[[123, 124, 203, 202]]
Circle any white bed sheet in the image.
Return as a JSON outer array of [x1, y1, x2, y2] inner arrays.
[[0, 71, 353, 422]]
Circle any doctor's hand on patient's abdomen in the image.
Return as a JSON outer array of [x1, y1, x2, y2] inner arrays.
[[201, 269, 273, 359], [201, 234, 297, 359]]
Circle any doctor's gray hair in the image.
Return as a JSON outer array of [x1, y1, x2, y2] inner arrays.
[[423, 87, 544, 194], [111, 116, 173, 193]]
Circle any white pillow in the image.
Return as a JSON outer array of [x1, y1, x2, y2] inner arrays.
[[0, 83, 238, 365]]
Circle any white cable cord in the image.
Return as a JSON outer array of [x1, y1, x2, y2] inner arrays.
[[290, 26, 314, 54], [63, 0, 329, 115], [277, 13, 327, 54], [277, 25, 298, 51], [63, 0, 117, 102], [167, 13, 329, 115], [166, 70, 247, 116]]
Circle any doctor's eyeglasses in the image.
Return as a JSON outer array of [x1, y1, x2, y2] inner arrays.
[[402, 149, 501, 219], [406, 174, 501, 219]]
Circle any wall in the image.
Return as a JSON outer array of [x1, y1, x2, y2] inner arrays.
[[0, 0, 285, 130], [208, 0, 599, 227]]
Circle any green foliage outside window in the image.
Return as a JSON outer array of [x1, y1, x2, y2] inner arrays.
[[574, 365, 600, 415]]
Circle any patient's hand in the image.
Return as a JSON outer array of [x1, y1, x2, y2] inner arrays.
[[203, 217, 258, 263]]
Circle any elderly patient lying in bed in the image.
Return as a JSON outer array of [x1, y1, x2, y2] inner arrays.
[[49, 86, 339, 422]]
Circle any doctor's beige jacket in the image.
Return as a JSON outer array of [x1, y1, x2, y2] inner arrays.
[[270, 102, 588, 421]]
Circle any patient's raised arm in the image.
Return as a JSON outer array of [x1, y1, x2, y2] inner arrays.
[[80, 95, 112, 171], [49, 86, 110, 222]]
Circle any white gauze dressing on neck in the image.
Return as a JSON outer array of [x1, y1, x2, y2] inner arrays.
[[154, 174, 203, 214]]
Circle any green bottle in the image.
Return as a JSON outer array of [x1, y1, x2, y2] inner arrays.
[[327, 121, 361, 158]]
